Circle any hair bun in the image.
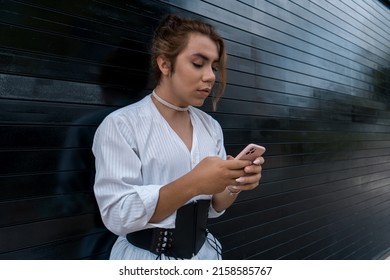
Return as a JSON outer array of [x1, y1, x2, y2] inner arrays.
[[157, 14, 182, 34]]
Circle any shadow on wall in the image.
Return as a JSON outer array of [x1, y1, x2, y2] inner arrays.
[[49, 0, 172, 258], [55, 40, 152, 258]]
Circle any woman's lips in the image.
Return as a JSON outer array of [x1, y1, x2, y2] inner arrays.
[[198, 89, 210, 97]]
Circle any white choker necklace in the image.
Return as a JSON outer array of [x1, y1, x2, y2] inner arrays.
[[152, 90, 189, 112]]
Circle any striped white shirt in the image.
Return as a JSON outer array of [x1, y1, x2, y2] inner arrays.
[[92, 94, 226, 259]]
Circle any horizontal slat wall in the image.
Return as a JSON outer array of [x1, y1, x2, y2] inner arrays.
[[1, 0, 389, 259], [160, 0, 390, 259]]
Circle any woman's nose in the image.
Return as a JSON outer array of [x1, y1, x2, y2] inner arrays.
[[203, 66, 216, 83]]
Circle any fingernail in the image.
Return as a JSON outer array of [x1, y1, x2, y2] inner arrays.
[[231, 186, 241, 190], [253, 159, 261, 165], [235, 177, 245, 183]]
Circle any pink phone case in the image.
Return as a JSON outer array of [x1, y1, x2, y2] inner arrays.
[[235, 144, 265, 162]]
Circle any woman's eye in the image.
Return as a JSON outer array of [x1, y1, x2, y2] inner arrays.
[[212, 67, 219, 73], [193, 63, 203, 68]]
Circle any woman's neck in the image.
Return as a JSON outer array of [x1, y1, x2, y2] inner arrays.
[[151, 93, 189, 120]]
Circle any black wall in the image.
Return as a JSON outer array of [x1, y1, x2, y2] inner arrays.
[[0, 0, 389, 260]]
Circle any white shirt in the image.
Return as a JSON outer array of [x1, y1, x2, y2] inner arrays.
[[92, 94, 226, 259]]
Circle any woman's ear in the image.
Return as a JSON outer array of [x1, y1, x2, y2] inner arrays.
[[156, 55, 171, 76]]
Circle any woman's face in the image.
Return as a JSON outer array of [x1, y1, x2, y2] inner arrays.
[[163, 32, 220, 107]]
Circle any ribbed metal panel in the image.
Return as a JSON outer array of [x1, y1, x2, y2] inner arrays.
[[0, 0, 389, 259]]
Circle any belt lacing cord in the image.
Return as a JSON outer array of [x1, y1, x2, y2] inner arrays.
[[155, 251, 183, 260], [155, 249, 184, 260], [206, 229, 222, 260], [154, 229, 183, 260], [155, 230, 221, 260]]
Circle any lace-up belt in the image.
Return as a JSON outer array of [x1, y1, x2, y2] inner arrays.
[[126, 200, 211, 259]]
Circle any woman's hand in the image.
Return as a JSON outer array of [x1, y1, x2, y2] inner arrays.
[[189, 156, 252, 196], [230, 155, 265, 192], [211, 155, 265, 212], [150, 156, 252, 223]]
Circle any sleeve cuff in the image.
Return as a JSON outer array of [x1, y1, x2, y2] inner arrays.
[[208, 204, 225, 218], [131, 184, 162, 223]]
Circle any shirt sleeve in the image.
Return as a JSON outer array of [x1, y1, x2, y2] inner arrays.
[[92, 114, 162, 236]]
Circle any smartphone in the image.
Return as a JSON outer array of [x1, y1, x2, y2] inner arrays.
[[235, 143, 265, 162]]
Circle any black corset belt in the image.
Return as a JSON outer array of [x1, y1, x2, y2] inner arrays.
[[126, 199, 211, 259]]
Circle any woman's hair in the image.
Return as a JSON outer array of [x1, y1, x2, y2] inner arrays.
[[150, 14, 227, 111]]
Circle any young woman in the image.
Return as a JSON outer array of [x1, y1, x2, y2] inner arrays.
[[92, 14, 264, 259]]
